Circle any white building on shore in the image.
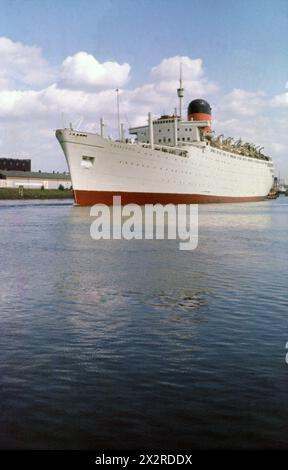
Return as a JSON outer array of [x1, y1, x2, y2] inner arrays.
[[0, 171, 71, 189]]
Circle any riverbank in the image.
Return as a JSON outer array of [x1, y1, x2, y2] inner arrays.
[[0, 188, 74, 200]]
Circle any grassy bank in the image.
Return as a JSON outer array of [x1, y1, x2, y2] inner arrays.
[[0, 188, 74, 200]]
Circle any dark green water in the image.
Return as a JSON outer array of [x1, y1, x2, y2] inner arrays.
[[0, 198, 287, 449]]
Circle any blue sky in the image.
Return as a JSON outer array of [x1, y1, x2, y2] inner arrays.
[[1, 0, 287, 92], [0, 0, 287, 177]]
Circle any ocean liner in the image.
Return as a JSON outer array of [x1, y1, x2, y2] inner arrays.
[[56, 83, 274, 206]]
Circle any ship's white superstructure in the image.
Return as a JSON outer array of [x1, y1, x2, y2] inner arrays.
[[56, 93, 274, 206]]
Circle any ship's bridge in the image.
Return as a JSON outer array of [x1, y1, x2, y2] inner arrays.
[[129, 116, 210, 147]]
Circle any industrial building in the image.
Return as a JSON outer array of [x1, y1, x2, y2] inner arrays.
[[0, 158, 31, 172], [0, 171, 71, 189]]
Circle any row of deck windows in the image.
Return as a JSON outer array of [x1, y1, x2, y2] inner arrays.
[[158, 137, 191, 143], [159, 128, 193, 133]]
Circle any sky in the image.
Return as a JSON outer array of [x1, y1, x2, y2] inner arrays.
[[0, 0, 287, 179]]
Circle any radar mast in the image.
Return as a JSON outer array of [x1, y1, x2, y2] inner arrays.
[[177, 62, 184, 121]]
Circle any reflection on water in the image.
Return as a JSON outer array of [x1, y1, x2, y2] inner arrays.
[[149, 291, 209, 311], [0, 198, 288, 449]]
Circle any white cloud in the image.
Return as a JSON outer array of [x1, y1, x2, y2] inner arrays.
[[0, 89, 46, 119], [212, 89, 288, 178], [122, 55, 217, 121], [270, 91, 288, 107], [270, 143, 286, 154], [151, 56, 203, 81], [215, 88, 266, 117], [0, 37, 55, 90], [59, 52, 131, 90], [151, 55, 217, 102]]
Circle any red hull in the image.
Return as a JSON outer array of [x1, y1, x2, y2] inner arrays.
[[74, 190, 265, 206]]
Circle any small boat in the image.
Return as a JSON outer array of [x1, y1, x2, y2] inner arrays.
[[266, 191, 279, 200]]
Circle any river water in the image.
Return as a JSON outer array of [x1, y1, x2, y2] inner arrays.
[[0, 198, 287, 449]]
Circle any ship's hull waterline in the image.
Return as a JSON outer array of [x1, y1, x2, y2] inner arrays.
[[56, 128, 273, 207], [74, 190, 265, 206]]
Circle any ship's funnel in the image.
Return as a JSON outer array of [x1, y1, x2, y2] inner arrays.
[[188, 99, 212, 132]]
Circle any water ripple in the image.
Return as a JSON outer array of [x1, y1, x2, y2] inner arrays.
[[0, 198, 288, 449]]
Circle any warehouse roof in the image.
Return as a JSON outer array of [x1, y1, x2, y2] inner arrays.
[[0, 171, 71, 180]]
